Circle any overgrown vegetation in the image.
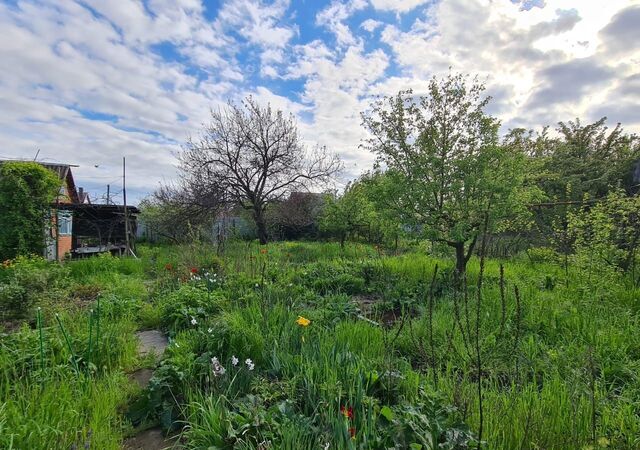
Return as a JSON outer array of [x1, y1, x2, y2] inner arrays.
[[2, 72, 639, 449], [0, 161, 61, 260], [1, 240, 638, 448]]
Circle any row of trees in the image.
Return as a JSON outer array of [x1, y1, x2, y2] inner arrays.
[[147, 73, 639, 276]]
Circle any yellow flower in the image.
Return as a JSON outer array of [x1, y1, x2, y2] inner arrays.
[[296, 316, 311, 327]]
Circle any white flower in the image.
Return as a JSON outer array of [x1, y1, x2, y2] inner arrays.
[[231, 355, 239, 366], [245, 358, 255, 371], [190, 317, 197, 326], [207, 328, 213, 333], [211, 357, 226, 376], [255, 283, 259, 288]]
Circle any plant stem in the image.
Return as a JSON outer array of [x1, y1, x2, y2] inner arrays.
[[55, 313, 80, 375], [87, 309, 93, 375], [95, 296, 101, 369], [36, 307, 45, 372]]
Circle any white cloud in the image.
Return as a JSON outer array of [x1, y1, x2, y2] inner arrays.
[[369, 0, 429, 13], [316, 0, 368, 47], [361, 19, 384, 33], [378, 0, 640, 132], [0, 0, 638, 203], [216, 0, 295, 49]]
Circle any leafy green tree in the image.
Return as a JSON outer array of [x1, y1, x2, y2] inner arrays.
[[355, 170, 404, 247], [569, 189, 640, 280], [512, 118, 639, 258], [0, 162, 60, 259], [362, 73, 526, 275], [320, 181, 376, 248]]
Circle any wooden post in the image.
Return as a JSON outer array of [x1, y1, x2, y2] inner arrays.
[[123, 157, 131, 256], [106, 184, 110, 205]]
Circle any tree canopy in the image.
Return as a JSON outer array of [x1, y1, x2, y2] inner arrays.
[[0, 162, 61, 260], [362, 73, 526, 274]]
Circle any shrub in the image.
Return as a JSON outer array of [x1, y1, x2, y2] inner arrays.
[[0, 255, 69, 319], [0, 282, 28, 320], [526, 247, 561, 264]]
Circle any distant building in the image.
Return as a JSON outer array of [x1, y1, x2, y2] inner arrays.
[[0, 160, 138, 260]]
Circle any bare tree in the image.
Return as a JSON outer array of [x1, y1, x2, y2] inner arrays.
[[138, 174, 225, 243], [178, 96, 341, 244]]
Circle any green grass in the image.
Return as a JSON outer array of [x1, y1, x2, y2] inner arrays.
[[0, 241, 638, 448]]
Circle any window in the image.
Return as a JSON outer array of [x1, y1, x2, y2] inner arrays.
[[58, 211, 72, 236]]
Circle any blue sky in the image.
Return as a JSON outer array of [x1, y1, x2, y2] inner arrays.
[[1, 0, 638, 203]]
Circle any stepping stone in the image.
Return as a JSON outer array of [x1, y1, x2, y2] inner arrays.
[[123, 428, 180, 450], [135, 330, 168, 357], [129, 368, 154, 389]]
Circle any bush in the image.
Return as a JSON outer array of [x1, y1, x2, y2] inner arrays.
[[526, 247, 561, 264], [0, 282, 28, 320], [0, 255, 69, 319]]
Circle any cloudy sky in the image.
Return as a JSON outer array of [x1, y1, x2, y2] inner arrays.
[[1, 0, 639, 203]]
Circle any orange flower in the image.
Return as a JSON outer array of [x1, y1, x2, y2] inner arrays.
[[296, 316, 311, 327], [260, 248, 268, 254], [340, 405, 353, 419], [349, 427, 356, 439]]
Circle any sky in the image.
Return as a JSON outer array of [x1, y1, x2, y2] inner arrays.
[[1, 0, 639, 204]]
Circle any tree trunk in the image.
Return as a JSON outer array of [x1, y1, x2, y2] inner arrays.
[[253, 208, 268, 244], [451, 236, 478, 280]]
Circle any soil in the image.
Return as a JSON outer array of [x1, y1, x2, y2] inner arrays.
[[123, 428, 181, 450]]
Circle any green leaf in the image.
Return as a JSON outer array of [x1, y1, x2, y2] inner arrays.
[[380, 405, 394, 421]]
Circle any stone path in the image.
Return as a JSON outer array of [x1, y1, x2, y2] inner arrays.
[[123, 330, 180, 450], [123, 428, 180, 450], [129, 368, 154, 389], [135, 330, 169, 357]]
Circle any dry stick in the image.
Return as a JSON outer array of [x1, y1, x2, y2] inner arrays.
[[499, 264, 506, 337], [95, 296, 101, 369], [389, 305, 408, 348], [427, 264, 439, 389], [513, 285, 522, 385], [452, 282, 471, 356], [475, 213, 490, 450], [587, 346, 597, 445], [463, 271, 472, 355], [87, 309, 94, 375], [36, 307, 45, 373]]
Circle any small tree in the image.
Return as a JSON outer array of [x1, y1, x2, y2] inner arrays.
[[0, 162, 60, 259], [569, 189, 640, 281], [362, 73, 525, 275], [178, 97, 341, 244], [320, 182, 376, 248]]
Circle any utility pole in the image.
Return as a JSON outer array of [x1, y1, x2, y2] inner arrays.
[[106, 184, 110, 205], [123, 157, 132, 257]]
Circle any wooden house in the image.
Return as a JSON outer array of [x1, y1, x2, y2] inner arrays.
[[1, 160, 137, 260]]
